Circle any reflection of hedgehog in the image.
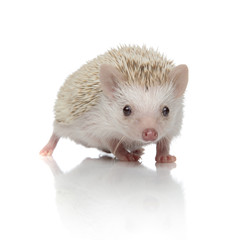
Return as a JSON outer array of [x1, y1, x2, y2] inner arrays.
[[43, 157, 185, 240], [40, 45, 188, 162]]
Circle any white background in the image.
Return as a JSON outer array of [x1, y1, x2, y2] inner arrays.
[[1, 0, 240, 239]]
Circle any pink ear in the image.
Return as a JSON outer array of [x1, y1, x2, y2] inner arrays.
[[168, 64, 188, 98], [99, 64, 124, 98]]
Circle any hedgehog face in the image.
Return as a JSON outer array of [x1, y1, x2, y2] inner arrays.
[[110, 84, 184, 143], [99, 64, 188, 144]]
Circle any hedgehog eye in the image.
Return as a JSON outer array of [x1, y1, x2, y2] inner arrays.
[[123, 105, 132, 116], [162, 106, 170, 117]]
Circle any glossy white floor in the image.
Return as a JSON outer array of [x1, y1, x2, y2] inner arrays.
[[1, 1, 240, 239], [2, 123, 240, 240]]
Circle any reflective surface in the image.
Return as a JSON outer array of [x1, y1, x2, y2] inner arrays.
[[1, 142, 240, 240], [43, 156, 186, 240]]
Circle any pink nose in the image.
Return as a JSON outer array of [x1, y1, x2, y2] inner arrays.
[[142, 128, 158, 141]]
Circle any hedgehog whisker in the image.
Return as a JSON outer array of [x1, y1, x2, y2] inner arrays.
[[113, 136, 125, 156]]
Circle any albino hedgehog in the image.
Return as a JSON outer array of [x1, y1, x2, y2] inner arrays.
[[40, 45, 188, 163]]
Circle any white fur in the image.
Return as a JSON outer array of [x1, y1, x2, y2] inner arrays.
[[53, 82, 184, 152]]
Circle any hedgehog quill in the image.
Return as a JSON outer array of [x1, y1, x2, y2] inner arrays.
[[40, 45, 188, 163]]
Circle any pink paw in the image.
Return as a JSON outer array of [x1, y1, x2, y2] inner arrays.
[[40, 134, 59, 156], [115, 152, 141, 161], [125, 152, 140, 161], [155, 155, 176, 163], [39, 145, 54, 156], [132, 148, 144, 157]]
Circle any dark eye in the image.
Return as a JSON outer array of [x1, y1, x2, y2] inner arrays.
[[162, 106, 169, 117], [123, 105, 132, 116]]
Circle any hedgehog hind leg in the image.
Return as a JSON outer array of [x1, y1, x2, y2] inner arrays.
[[40, 133, 60, 156]]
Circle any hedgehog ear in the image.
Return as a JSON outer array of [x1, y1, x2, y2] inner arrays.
[[99, 64, 124, 98], [169, 64, 188, 98]]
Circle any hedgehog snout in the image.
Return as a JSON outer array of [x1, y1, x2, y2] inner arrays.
[[142, 128, 158, 142]]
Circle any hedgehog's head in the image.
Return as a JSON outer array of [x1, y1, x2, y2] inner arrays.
[[99, 64, 188, 144]]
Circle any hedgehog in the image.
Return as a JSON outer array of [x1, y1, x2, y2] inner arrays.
[[40, 45, 188, 163]]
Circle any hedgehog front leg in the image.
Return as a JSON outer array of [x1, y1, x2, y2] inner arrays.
[[40, 133, 60, 156], [108, 139, 140, 161], [155, 138, 176, 163]]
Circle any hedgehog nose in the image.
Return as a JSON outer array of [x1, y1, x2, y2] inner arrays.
[[142, 128, 158, 141]]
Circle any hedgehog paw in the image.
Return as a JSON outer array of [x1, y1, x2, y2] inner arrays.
[[40, 133, 59, 156], [155, 155, 176, 163], [114, 150, 140, 162], [40, 145, 54, 156], [131, 148, 144, 157]]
